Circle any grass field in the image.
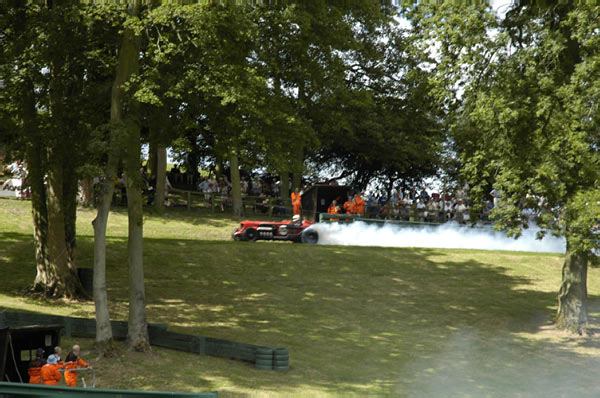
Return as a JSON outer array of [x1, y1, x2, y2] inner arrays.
[[2, 198, 600, 397]]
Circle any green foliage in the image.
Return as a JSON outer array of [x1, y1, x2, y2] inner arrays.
[[416, 2, 600, 257], [0, 2, 124, 173]]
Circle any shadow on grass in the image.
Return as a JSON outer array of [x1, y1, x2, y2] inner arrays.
[[3, 231, 600, 395]]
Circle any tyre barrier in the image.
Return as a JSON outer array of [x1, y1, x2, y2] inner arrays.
[[0, 311, 290, 372], [273, 347, 290, 371]]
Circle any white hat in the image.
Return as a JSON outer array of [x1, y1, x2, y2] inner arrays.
[[47, 355, 58, 365], [292, 215, 300, 222]]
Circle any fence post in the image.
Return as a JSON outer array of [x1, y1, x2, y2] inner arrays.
[[187, 191, 191, 211]]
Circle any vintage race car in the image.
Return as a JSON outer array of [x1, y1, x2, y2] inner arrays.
[[233, 219, 315, 242]]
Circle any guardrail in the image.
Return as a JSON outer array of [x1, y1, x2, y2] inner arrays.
[[58, 367, 96, 388], [320, 208, 490, 225], [0, 381, 218, 397]]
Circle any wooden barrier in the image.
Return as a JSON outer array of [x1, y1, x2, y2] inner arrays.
[[170, 189, 291, 216]]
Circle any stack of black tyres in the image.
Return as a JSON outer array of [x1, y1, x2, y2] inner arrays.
[[255, 347, 290, 371], [273, 347, 289, 371], [255, 347, 273, 370]]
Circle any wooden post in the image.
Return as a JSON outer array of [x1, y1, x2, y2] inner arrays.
[[187, 191, 191, 211]]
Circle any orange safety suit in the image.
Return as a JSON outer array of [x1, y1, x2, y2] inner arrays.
[[327, 205, 340, 214], [41, 363, 62, 386], [291, 192, 302, 216], [28, 358, 44, 384], [353, 196, 366, 215], [343, 200, 353, 214], [64, 357, 88, 387], [327, 205, 340, 221]]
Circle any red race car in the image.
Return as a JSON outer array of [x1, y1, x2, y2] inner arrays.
[[233, 215, 315, 242]]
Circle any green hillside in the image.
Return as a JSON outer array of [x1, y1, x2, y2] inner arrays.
[[1, 198, 599, 397]]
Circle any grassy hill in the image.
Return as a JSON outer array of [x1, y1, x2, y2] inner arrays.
[[1, 198, 600, 397]]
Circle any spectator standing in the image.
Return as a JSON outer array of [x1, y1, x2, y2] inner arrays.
[[416, 198, 426, 221], [291, 188, 302, 216], [427, 199, 438, 222], [41, 355, 62, 386], [353, 193, 366, 216], [327, 199, 341, 221], [252, 179, 261, 196], [47, 346, 62, 366], [28, 348, 45, 384], [198, 177, 209, 199], [444, 198, 455, 221], [455, 199, 469, 224], [490, 188, 501, 208], [64, 344, 90, 387], [343, 195, 353, 214], [218, 176, 231, 212], [207, 175, 216, 203]]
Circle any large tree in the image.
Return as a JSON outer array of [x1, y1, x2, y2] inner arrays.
[[0, 2, 119, 299], [414, 2, 600, 333]]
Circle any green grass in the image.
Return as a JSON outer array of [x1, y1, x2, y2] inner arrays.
[[2, 197, 600, 397]]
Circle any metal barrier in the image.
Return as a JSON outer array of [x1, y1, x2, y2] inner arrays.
[[58, 367, 96, 388], [0, 381, 218, 397], [320, 210, 490, 226]]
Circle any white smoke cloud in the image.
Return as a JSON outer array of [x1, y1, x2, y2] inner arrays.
[[307, 221, 566, 253]]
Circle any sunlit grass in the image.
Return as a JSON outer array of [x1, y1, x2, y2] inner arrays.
[[2, 197, 600, 396]]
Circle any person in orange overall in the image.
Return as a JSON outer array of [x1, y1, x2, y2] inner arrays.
[[353, 193, 366, 216], [343, 196, 353, 214], [41, 355, 62, 385], [28, 348, 45, 384], [327, 200, 341, 221], [64, 345, 90, 387], [291, 188, 302, 216]]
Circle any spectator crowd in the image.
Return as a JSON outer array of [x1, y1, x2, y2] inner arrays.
[[325, 182, 501, 224]]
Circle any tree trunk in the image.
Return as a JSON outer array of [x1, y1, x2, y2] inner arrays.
[[154, 145, 166, 210], [147, 139, 157, 177], [291, 148, 303, 192], [292, 172, 302, 192], [112, 0, 149, 351], [27, 139, 50, 293], [80, 177, 93, 207], [43, 154, 82, 298], [91, 136, 119, 345], [125, 137, 149, 351], [556, 250, 589, 334], [229, 150, 243, 218], [280, 171, 289, 201], [215, 154, 224, 181], [63, 161, 79, 272]]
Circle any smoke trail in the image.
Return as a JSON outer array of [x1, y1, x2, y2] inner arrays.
[[307, 221, 566, 253]]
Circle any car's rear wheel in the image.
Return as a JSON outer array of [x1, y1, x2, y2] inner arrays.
[[301, 230, 319, 244], [243, 228, 258, 241]]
